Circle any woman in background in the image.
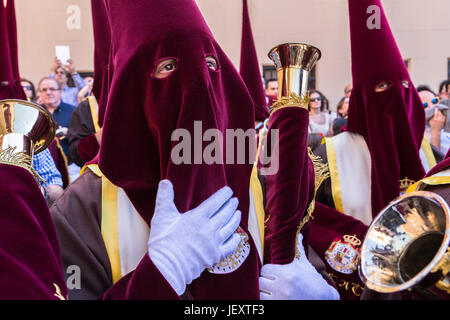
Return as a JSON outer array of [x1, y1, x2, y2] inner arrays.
[[308, 89, 334, 137]]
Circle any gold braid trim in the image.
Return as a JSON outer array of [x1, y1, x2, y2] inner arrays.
[[0, 146, 45, 184], [270, 92, 310, 113], [295, 148, 330, 259]]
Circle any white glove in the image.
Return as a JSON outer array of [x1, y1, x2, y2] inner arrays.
[[148, 179, 242, 295], [259, 234, 340, 300]]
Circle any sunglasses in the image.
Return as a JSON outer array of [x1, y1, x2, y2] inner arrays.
[[310, 98, 322, 102], [22, 85, 32, 90], [423, 97, 439, 109], [40, 87, 60, 93]]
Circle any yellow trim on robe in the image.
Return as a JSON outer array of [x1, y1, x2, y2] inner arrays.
[[87, 96, 101, 133], [101, 175, 122, 284], [324, 137, 344, 213], [79, 164, 122, 284], [421, 137, 437, 169], [250, 128, 268, 255], [406, 175, 450, 193], [250, 164, 265, 254]]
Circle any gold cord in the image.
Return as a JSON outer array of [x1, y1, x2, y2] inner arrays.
[[0, 146, 45, 184]]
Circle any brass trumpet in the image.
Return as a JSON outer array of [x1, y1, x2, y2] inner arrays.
[[267, 42, 321, 106], [0, 99, 55, 158], [359, 191, 450, 297]]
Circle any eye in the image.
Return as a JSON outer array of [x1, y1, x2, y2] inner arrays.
[[401, 80, 410, 88], [206, 56, 218, 71], [153, 58, 177, 79], [375, 81, 393, 92]]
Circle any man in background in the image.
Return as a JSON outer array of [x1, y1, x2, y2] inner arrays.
[[37, 77, 75, 163]]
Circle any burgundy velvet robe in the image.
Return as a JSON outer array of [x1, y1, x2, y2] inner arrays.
[[0, 164, 67, 299]]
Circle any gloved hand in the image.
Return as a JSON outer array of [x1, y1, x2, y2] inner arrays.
[[148, 179, 242, 295], [259, 234, 340, 300]]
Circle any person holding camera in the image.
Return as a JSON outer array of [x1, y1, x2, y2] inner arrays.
[[37, 76, 76, 163]]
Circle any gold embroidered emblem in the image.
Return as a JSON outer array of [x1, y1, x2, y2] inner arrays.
[[325, 235, 361, 274], [270, 92, 310, 112], [207, 227, 250, 274], [0, 146, 45, 184], [399, 177, 415, 192]]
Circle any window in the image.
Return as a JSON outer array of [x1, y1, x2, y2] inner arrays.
[[262, 65, 277, 83]]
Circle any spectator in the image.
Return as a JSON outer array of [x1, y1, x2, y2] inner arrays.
[[344, 84, 352, 98], [33, 148, 64, 207], [438, 79, 450, 100], [77, 76, 94, 104], [50, 57, 86, 107], [336, 96, 349, 118], [308, 89, 333, 137], [264, 78, 278, 107], [20, 78, 37, 103], [37, 76, 76, 163], [418, 85, 450, 155]]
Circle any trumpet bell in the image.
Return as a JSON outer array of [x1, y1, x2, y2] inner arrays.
[[0, 99, 55, 157], [359, 191, 450, 293], [267, 43, 321, 99]]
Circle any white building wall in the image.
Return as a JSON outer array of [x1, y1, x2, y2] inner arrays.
[[14, 0, 450, 109]]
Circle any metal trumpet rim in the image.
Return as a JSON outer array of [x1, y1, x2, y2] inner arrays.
[[267, 42, 322, 70], [0, 99, 56, 154], [359, 191, 450, 293]]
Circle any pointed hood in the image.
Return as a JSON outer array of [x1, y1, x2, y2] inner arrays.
[[0, 1, 14, 99], [2, 0, 25, 100], [90, 0, 111, 126], [239, 0, 268, 122], [346, 0, 425, 216]]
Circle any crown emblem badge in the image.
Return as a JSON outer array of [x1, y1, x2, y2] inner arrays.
[[207, 226, 250, 274], [399, 177, 416, 192], [325, 234, 361, 274]]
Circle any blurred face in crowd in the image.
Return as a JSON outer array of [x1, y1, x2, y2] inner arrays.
[[39, 78, 62, 110], [340, 97, 350, 116], [21, 81, 33, 100], [309, 92, 322, 111], [440, 84, 449, 100], [265, 80, 278, 98], [419, 90, 439, 109], [54, 66, 68, 87], [344, 84, 352, 98]]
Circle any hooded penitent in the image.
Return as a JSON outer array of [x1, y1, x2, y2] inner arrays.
[[99, 0, 259, 299], [347, 0, 425, 216], [90, 0, 111, 127], [240, 0, 269, 123]]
